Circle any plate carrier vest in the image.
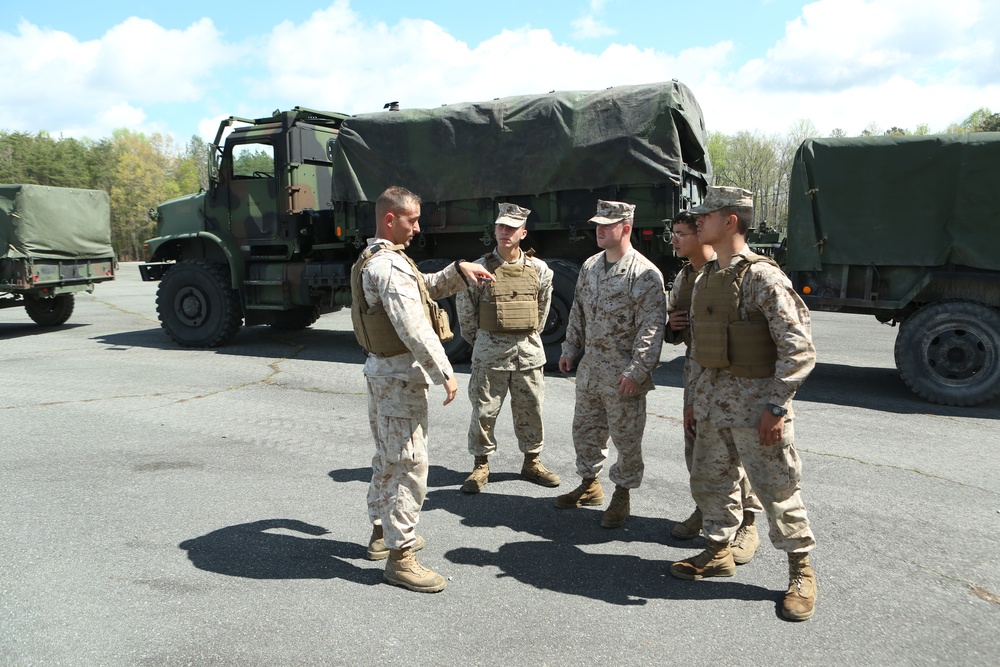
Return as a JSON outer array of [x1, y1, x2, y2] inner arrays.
[[673, 262, 697, 348], [692, 254, 779, 378], [350, 244, 453, 357], [477, 251, 540, 333]]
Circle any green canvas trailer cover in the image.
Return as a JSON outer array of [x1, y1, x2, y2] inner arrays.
[[330, 81, 711, 204], [0, 185, 114, 261], [786, 133, 1000, 273]]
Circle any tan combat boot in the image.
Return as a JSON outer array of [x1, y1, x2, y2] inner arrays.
[[553, 477, 604, 508], [601, 485, 630, 528], [782, 552, 817, 621], [384, 547, 447, 593], [521, 453, 561, 487], [461, 456, 490, 494], [367, 524, 426, 561], [670, 541, 737, 580], [671, 507, 703, 540], [731, 512, 760, 565]]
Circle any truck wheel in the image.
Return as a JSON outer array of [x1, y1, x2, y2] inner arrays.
[[894, 300, 1000, 406], [157, 260, 242, 347], [24, 294, 75, 326], [269, 305, 321, 330], [542, 259, 580, 368], [416, 259, 471, 363]]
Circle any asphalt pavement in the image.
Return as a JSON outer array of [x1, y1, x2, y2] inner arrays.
[[1, 263, 998, 666]]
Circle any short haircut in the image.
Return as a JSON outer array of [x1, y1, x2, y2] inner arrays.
[[673, 210, 698, 232], [719, 205, 754, 235], [376, 186, 421, 220]]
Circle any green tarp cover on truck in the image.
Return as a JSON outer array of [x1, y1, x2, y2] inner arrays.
[[786, 133, 1000, 272], [330, 81, 710, 204], [0, 185, 113, 260]]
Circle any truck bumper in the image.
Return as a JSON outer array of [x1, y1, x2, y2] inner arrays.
[[138, 262, 171, 281]]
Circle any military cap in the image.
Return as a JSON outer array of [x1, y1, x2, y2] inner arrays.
[[495, 202, 530, 228], [589, 200, 635, 225], [689, 186, 754, 214]]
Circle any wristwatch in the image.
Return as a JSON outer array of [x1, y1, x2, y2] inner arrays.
[[767, 403, 788, 417]]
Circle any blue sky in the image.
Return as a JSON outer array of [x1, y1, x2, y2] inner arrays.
[[2, 0, 998, 142]]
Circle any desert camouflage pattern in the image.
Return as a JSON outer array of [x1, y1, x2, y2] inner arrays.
[[571, 388, 647, 488], [690, 420, 815, 552], [690, 185, 755, 214], [458, 250, 553, 456], [561, 247, 666, 391], [687, 244, 816, 553], [360, 237, 469, 550], [360, 238, 466, 384], [365, 375, 429, 550], [668, 263, 761, 512], [561, 247, 666, 488], [689, 247, 816, 426], [589, 199, 635, 225], [466, 366, 545, 456], [457, 250, 553, 371]]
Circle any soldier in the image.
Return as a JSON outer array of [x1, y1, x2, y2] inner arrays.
[[555, 200, 666, 528], [669, 186, 818, 622], [351, 186, 494, 593], [456, 203, 560, 493], [665, 210, 763, 566]]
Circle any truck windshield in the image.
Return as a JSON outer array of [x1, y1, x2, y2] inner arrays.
[[231, 143, 275, 179]]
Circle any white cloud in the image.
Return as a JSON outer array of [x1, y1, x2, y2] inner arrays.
[[0, 16, 233, 137], [248, 3, 730, 120], [571, 16, 617, 39]]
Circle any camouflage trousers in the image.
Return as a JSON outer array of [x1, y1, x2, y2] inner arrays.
[[691, 419, 815, 552], [684, 430, 762, 513], [571, 385, 646, 489], [365, 375, 429, 551], [467, 365, 544, 456]]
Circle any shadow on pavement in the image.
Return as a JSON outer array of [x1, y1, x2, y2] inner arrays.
[[0, 321, 89, 339], [93, 326, 369, 364], [797, 361, 1000, 418], [446, 540, 774, 606], [178, 518, 379, 583]]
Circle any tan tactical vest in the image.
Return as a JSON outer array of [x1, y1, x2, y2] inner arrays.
[[673, 262, 697, 348], [478, 252, 540, 333], [692, 254, 779, 378], [350, 244, 454, 357]]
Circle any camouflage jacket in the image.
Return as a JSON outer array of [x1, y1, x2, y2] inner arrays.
[[360, 238, 467, 384], [456, 249, 553, 371], [689, 245, 816, 427], [561, 247, 666, 392]]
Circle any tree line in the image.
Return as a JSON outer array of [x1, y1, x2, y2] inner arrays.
[[2, 107, 998, 259]]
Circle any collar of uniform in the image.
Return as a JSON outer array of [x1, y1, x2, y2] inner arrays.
[[493, 248, 526, 265]]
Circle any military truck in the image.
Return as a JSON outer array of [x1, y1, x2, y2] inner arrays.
[[1, 185, 116, 325], [785, 134, 1000, 406], [138, 81, 711, 361]]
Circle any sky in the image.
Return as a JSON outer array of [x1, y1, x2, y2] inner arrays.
[[2, 0, 999, 143]]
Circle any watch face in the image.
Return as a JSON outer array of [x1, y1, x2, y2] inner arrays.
[[770, 405, 786, 416]]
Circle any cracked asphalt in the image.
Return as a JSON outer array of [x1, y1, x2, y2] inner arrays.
[[2, 263, 998, 666]]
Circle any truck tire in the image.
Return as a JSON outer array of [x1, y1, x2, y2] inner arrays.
[[894, 300, 1000, 406], [416, 258, 471, 363], [542, 259, 580, 368], [157, 260, 243, 347], [24, 293, 75, 326], [269, 305, 321, 330]]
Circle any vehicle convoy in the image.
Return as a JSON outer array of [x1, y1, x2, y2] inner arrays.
[[1, 184, 116, 325], [785, 134, 1000, 406], [138, 81, 711, 361]]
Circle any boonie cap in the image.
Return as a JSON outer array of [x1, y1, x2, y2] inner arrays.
[[689, 186, 754, 214], [590, 200, 635, 225], [495, 202, 530, 228]]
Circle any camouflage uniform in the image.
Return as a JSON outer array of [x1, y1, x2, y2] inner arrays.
[[561, 247, 666, 488], [457, 249, 554, 455], [666, 263, 762, 514], [361, 238, 467, 551], [688, 246, 816, 552]]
